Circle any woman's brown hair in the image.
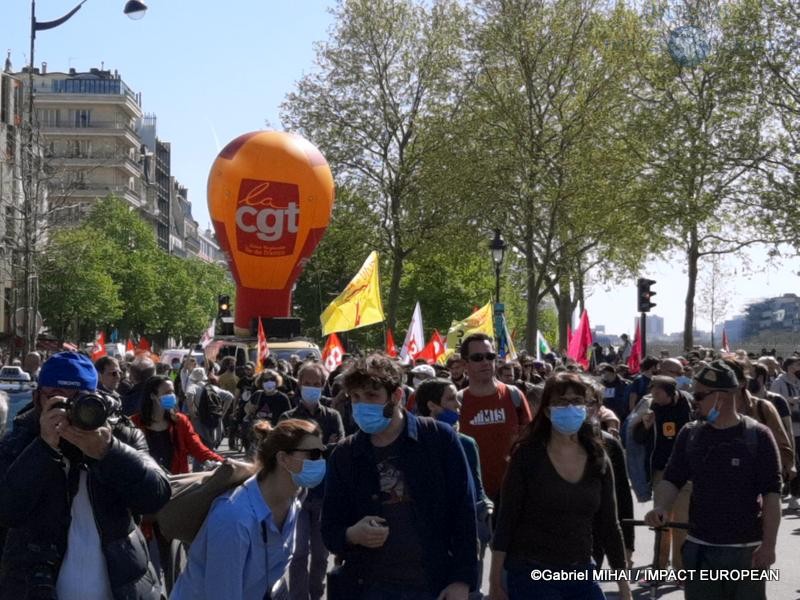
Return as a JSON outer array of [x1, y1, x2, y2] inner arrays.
[[251, 418, 321, 478]]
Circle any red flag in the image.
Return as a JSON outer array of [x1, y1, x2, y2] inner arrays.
[[386, 328, 398, 357], [322, 333, 345, 372], [125, 339, 135, 352], [627, 322, 642, 375], [415, 330, 446, 364], [137, 336, 151, 352], [566, 310, 592, 370], [91, 331, 107, 362], [257, 318, 270, 372], [722, 329, 730, 353]]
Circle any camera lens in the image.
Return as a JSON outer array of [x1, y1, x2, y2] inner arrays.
[[69, 393, 108, 430]]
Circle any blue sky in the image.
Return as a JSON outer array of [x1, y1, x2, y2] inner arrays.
[[2, 1, 796, 339]]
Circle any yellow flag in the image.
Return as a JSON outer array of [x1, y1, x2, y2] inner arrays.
[[320, 251, 385, 335], [445, 302, 495, 353]]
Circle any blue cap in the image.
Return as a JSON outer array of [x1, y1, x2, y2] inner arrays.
[[39, 352, 98, 391]]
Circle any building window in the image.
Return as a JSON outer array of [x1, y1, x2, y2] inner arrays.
[[37, 108, 59, 127], [71, 109, 91, 128]]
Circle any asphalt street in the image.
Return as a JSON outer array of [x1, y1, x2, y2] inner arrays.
[[221, 440, 800, 600]]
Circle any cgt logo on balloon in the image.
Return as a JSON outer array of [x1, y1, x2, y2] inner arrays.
[[235, 179, 300, 256]]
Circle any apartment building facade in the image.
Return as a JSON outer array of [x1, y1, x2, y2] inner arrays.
[[0, 66, 23, 337], [26, 66, 144, 226]]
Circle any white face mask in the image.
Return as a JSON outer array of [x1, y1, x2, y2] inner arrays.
[[263, 381, 277, 392]]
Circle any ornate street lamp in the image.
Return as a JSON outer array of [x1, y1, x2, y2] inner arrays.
[[489, 229, 506, 304]]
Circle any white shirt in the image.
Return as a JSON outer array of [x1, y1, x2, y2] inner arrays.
[[56, 469, 114, 600]]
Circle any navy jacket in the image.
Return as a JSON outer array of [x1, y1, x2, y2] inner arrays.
[[0, 407, 171, 599], [322, 412, 478, 594]]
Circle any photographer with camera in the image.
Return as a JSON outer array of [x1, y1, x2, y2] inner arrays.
[[0, 351, 171, 600]]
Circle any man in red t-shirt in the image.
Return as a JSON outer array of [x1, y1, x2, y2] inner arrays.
[[458, 333, 532, 503]]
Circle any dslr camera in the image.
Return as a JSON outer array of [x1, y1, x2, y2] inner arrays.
[[51, 391, 112, 430]]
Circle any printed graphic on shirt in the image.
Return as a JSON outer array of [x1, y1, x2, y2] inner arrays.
[[468, 408, 507, 426], [378, 460, 410, 505], [663, 422, 676, 438]]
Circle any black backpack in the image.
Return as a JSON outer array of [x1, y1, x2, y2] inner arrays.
[[198, 384, 224, 428]]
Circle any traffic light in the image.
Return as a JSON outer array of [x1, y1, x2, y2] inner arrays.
[[218, 294, 234, 335], [217, 295, 231, 318], [637, 278, 656, 313]]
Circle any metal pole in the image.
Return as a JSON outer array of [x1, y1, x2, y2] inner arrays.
[[495, 264, 501, 305], [641, 312, 647, 358], [21, 0, 37, 356]]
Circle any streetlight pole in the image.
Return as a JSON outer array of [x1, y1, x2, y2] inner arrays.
[[489, 229, 507, 351], [18, 0, 146, 355]]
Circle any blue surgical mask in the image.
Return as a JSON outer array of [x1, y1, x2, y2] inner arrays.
[[676, 376, 692, 387], [291, 458, 327, 488], [706, 404, 720, 424], [263, 381, 277, 393], [300, 386, 323, 406], [352, 402, 392, 434], [159, 393, 177, 411], [550, 405, 587, 435], [435, 408, 460, 427]]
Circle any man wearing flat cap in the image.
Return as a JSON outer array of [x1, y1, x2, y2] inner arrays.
[[0, 352, 171, 600], [646, 360, 781, 600]]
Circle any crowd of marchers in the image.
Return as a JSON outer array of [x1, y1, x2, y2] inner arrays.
[[0, 334, 797, 600]]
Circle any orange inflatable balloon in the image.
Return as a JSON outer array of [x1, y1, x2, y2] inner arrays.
[[208, 131, 335, 334]]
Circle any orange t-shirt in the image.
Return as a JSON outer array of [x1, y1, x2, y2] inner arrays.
[[458, 382, 532, 500]]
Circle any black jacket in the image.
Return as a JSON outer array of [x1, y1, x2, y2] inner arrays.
[[0, 407, 171, 600], [322, 412, 478, 594]]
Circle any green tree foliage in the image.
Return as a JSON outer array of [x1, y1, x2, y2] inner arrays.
[[37, 196, 233, 345], [281, 0, 472, 331], [624, 0, 790, 350], [455, 0, 655, 349], [38, 228, 123, 341]]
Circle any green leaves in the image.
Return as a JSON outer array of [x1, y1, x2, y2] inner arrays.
[[37, 196, 234, 345]]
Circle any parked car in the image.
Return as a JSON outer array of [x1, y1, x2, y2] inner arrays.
[[0, 365, 36, 433], [0, 366, 31, 383]]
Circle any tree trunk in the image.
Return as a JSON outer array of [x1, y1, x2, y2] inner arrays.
[[524, 251, 539, 352], [555, 275, 573, 352], [386, 247, 404, 332], [683, 227, 699, 351]]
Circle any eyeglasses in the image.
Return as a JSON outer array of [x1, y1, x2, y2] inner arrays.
[[291, 448, 324, 460], [468, 352, 497, 363]]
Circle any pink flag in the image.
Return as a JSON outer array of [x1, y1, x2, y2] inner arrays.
[[627, 323, 642, 375]]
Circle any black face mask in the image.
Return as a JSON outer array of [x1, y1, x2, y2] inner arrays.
[[747, 379, 761, 394]]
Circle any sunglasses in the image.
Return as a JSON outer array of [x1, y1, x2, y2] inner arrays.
[[693, 390, 717, 402], [291, 448, 324, 460], [468, 352, 497, 363]]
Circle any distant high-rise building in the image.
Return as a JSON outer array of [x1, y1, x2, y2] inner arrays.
[[744, 294, 800, 337], [634, 314, 665, 339]]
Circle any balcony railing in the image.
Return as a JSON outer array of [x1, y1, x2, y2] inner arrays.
[[40, 120, 138, 135]]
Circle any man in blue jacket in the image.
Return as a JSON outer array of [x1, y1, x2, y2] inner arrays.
[[322, 353, 477, 600], [0, 352, 171, 600]]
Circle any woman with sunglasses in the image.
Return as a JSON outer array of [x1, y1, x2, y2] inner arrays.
[[172, 419, 327, 600], [489, 373, 631, 600]]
